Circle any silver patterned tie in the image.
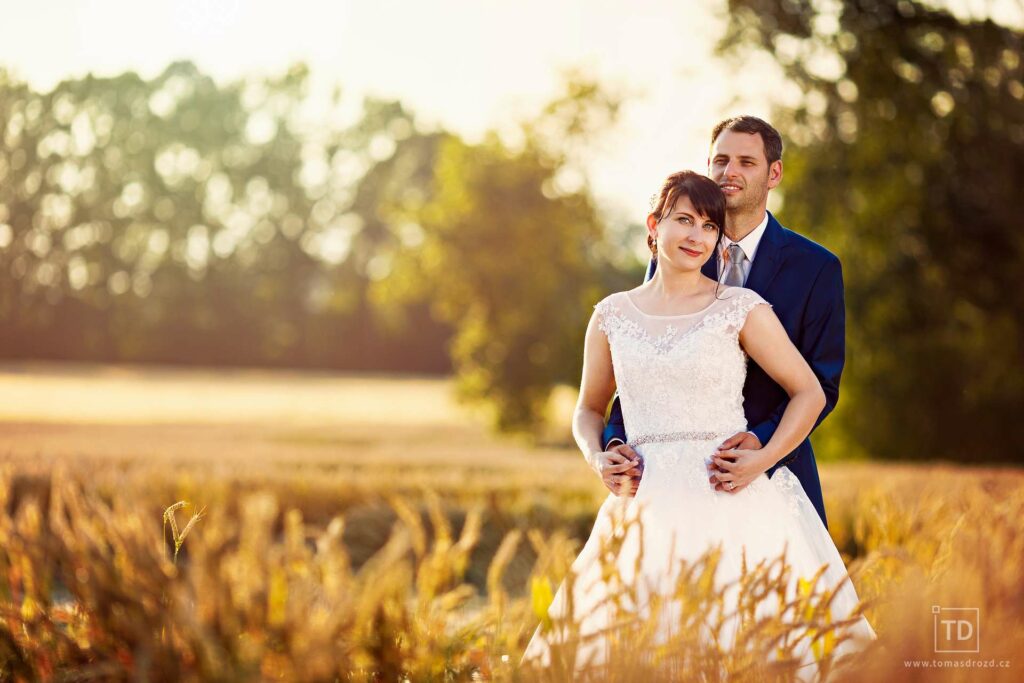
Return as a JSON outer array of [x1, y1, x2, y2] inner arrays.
[[723, 243, 748, 287]]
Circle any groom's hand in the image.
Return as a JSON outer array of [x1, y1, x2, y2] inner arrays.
[[589, 444, 643, 497], [610, 444, 644, 497], [708, 432, 762, 493]]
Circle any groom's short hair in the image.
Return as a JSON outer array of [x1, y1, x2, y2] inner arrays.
[[711, 116, 783, 164]]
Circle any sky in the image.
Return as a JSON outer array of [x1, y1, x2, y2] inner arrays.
[[2, 1, 1019, 225], [1, 0, 797, 224]]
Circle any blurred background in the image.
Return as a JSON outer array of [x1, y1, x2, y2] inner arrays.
[[1, 0, 1023, 463], [1, 2, 1023, 680]]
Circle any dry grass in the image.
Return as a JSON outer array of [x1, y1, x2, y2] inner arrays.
[[0, 363, 1021, 681]]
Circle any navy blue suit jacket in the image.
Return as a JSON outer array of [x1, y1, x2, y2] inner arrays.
[[602, 212, 844, 529]]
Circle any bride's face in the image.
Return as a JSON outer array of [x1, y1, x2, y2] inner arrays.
[[647, 194, 720, 272]]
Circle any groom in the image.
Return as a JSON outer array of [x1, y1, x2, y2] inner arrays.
[[603, 116, 844, 529]]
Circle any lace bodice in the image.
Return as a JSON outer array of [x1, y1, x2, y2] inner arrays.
[[595, 286, 771, 442]]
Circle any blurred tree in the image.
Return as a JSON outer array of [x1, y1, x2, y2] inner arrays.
[[0, 63, 635, 436], [720, 0, 1024, 462], [375, 77, 621, 433], [0, 62, 450, 371]]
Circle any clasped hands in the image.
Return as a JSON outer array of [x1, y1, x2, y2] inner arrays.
[[590, 431, 771, 498]]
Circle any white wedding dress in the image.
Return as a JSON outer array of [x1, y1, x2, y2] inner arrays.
[[522, 287, 876, 677]]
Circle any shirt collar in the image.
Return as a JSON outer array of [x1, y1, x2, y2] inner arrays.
[[720, 211, 770, 263]]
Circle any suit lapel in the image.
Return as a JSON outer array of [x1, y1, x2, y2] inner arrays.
[[744, 213, 786, 294]]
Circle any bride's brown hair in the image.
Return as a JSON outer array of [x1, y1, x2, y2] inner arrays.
[[647, 171, 726, 257]]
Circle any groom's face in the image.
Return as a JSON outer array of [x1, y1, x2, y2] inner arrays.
[[708, 130, 778, 214]]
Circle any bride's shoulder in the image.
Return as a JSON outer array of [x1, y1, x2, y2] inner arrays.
[[714, 287, 773, 327], [708, 287, 773, 336], [717, 286, 768, 306], [593, 289, 631, 310], [592, 291, 635, 333]]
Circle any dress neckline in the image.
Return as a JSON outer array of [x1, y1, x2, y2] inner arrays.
[[623, 289, 726, 319]]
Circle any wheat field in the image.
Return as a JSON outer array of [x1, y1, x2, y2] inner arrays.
[[0, 363, 1021, 681]]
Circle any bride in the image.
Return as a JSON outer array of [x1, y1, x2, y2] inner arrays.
[[521, 170, 876, 678]]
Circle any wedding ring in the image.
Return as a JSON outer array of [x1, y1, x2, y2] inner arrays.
[[726, 482, 735, 490]]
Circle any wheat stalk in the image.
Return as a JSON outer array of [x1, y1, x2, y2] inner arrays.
[[163, 500, 204, 563]]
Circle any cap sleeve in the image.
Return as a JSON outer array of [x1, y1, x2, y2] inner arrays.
[[592, 293, 623, 338], [721, 287, 772, 336]]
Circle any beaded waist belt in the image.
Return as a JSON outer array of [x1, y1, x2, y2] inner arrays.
[[626, 430, 734, 448]]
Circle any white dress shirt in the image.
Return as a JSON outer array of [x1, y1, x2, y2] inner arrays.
[[718, 212, 770, 285]]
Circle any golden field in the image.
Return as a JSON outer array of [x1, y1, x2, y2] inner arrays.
[[0, 363, 1021, 681]]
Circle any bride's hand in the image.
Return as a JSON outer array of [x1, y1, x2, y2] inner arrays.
[[588, 445, 643, 497], [708, 431, 761, 493], [708, 446, 771, 494]]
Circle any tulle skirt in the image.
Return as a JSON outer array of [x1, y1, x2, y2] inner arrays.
[[521, 436, 877, 679]]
